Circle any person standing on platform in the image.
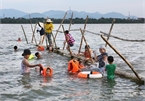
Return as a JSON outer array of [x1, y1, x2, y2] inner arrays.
[[44, 19, 54, 51]]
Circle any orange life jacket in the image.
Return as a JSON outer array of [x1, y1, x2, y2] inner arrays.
[[84, 49, 92, 58], [41, 67, 53, 76], [68, 59, 81, 73], [37, 46, 44, 51]]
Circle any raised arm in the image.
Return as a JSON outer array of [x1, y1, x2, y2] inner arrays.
[[23, 59, 41, 68]]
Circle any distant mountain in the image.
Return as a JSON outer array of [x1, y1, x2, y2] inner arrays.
[[0, 9, 137, 19], [23, 13, 47, 18], [42, 10, 66, 18], [103, 12, 126, 18], [0, 9, 27, 18]]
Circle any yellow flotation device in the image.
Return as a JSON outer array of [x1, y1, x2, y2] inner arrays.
[[28, 54, 34, 60]]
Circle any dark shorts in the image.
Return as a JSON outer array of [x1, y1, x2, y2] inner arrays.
[[69, 43, 74, 47]]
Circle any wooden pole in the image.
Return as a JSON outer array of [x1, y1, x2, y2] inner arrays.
[[62, 25, 66, 50], [68, 12, 74, 30], [32, 23, 38, 45], [21, 25, 28, 44], [80, 28, 93, 63], [78, 15, 88, 54], [101, 35, 142, 82], [54, 12, 68, 48], [51, 33, 56, 48], [105, 19, 115, 47], [29, 14, 34, 43]]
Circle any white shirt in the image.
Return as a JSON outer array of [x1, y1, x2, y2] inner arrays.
[[21, 59, 30, 74]]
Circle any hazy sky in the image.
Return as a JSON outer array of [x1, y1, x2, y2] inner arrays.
[[0, 0, 145, 17]]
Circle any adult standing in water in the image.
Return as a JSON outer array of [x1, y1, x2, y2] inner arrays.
[[44, 19, 54, 50], [37, 22, 45, 45]]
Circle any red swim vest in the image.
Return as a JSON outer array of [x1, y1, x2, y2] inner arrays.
[[41, 67, 53, 76]]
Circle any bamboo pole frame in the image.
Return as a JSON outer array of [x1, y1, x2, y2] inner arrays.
[[78, 15, 88, 54], [21, 25, 28, 44], [105, 19, 115, 47], [32, 23, 38, 45], [80, 28, 93, 63], [68, 12, 74, 30], [62, 25, 66, 50], [101, 35, 142, 82], [29, 14, 34, 43], [54, 12, 68, 48]]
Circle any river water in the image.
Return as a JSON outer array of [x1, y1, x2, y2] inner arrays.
[[0, 24, 145, 101]]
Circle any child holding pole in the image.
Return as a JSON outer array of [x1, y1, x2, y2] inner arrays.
[[93, 46, 108, 74], [64, 30, 75, 55]]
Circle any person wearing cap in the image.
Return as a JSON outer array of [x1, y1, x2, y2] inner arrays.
[[44, 19, 54, 48], [37, 22, 45, 45], [21, 49, 41, 74], [93, 46, 108, 74]]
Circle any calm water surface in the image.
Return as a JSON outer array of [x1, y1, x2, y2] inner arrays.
[[0, 24, 145, 101]]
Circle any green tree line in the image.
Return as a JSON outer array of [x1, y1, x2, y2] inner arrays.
[[0, 17, 144, 24]]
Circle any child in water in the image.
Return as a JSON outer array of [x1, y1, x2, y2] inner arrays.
[[21, 49, 41, 74], [80, 45, 93, 63], [17, 38, 21, 41], [64, 30, 75, 56], [35, 52, 42, 59], [14, 45, 18, 51], [93, 46, 108, 74], [105, 56, 116, 79]]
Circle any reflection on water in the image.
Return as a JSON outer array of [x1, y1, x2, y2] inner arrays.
[[0, 24, 145, 101], [20, 74, 32, 89]]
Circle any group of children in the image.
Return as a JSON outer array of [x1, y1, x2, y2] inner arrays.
[[14, 18, 116, 80], [68, 45, 116, 80], [20, 46, 116, 80]]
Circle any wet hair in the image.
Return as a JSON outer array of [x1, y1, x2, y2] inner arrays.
[[107, 56, 114, 63], [35, 52, 39, 57], [14, 46, 17, 50], [85, 45, 90, 49], [64, 30, 69, 34]]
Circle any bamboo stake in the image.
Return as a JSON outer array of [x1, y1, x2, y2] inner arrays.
[[78, 15, 88, 54], [62, 25, 66, 50], [21, 25, 28, 44], [68, 12, 74, 30], [54, 12, 68, 48], [51, 33, 56, 48], [101, 35, 142, 82], [100, 31, 145, 42], [80, 28, 93, 63], [32, 23, 38, 45], [105, 19, 115, 47], [29, 14, 34, 43]]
